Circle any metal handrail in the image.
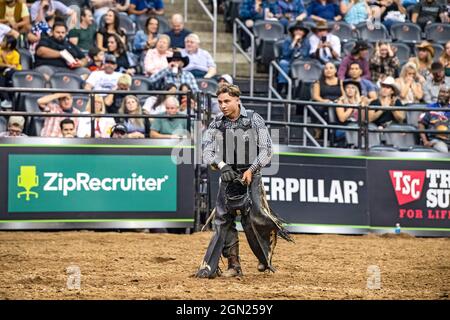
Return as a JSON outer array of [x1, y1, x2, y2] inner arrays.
[[184, 0, 217, 58], [233, 18, 255, 96], [268, 60, 292, 122], [303, 104, 329, 148]]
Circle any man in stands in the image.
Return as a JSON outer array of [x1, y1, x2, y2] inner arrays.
[[411, 0, 448, 30], [0, 0, 31, 33], [165, 13, 191, 49], [60, 118, 77, 138], [128, 0, 164, 23], [345, 62, 378, 103], [423, 62, 450, 104], [84, 53, 121, 91], [309, 20, 341, 64], [180, 33, 217, 79], [150, 96, 187, 138]]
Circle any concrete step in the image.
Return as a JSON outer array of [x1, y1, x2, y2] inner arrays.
[[184, 20, 227, 33]]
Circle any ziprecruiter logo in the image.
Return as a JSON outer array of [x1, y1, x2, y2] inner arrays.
[[9, 155, 177, 212]]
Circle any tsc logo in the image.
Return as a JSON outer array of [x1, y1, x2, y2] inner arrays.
[[17, 166, 39, 201], [389, 170, 425, 205]]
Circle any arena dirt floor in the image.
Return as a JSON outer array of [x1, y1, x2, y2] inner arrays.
[[0, 231, 448, 300]]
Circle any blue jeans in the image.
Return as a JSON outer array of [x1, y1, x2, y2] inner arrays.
[[277, 59, 290, 84]]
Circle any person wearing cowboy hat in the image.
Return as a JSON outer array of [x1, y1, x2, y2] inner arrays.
[[309, 20, 341, 64], [408, 41, 435, 83], [148, 50, 199, 93], [368, 76, 405, 127], [423, 62, 450, 104], [336, 79, 369, 124], [276, 22, 311, 93], [338, 40, 371, 81]]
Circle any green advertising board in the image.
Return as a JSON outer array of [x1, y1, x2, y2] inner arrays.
[[9, 154, 177, 212]]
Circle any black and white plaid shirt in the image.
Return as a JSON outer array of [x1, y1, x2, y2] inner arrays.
[[203, 105, 272, 173]]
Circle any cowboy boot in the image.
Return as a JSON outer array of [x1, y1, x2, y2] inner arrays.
[[221, 255, 243, 277]]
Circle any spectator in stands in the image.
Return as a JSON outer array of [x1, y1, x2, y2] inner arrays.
[[84, 53, 121, 91], [307, 0, 343, 22], [273, 0, 307, 27], [179, 82, 197, 114], [133, 16, 159, 54], [345, 62, 378, 102], [0, 116, 27, 137], [128, 0, 164, 23], [104, 73, 132, 113], [69, 7, 96, 52], [91, 0, 116, 25], [180, 33, 217, 79], [418, 86, 450, 152], [106, 33, 135, 75], [340, 0, 371, 26], [149, 51, 199, 93], [77, 94, 116, 138], [96, 9, 127, 52], [0, 0, 31, 33], [411, 0, 448, 30], [87, 46, 105, 72], [395, 62, 424, 104], [0, 22, 18, 42], [336, 80, 368, 124], [309, 20, 341, 64], [60, 118, 76, 137], [239, 0, 278, 29], [439, 40, 450, 80], [110, 122, 128, 138], [165, 14, 191, 49], [143, 82, 177, 116], [368, 76, 405, 126], [378, 0, 407, 29], [34, 21, 90, 80], [118, 94, 149, 138], [0, 34, 21, 109], [30, 0, 77, 31], [312, 62, 343, 120], [276, 22, 310, 93], [150, 96, 188, 138], [423, 62, 450, 103], [338, 40, 370, 81], [144, 34, 172, 76], [369, 41, 400, 84], [409, 41, 435, 83], [38, 92, 81, 137]]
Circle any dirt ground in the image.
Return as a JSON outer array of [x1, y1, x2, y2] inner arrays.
[[0, 231, 448, 300]]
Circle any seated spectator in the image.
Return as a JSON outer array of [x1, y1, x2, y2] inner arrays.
[[30, 0, 77, 31], [307, 0, 342, 22], [309, 20, 341, 64], [69, 7, 96, 52], [110, 122, 128, 138], [150, 96, 188, 138], [115, 0, 130, 14], [106, 33, 135, 75], [423, 62, 450, 104], [77, 95, 116, 138], [411, 0, 448, 30], [439, 40, 450, 80], [368, 76, 405, 127], [180, 33, 217, 79], [143, 34, 172, 76], [0, 0, 31, 33], [84, 53, 121, 91], [276, 22, 310, 92], [96, 9, 127, 52], [418, 86, 450, 152], [312, 61, 343, 105], [148, 51, 199, 93], [0, 22, 18, 42], [128, 0, 164, 23], [338, 40, 370, 81], [118, 94, 149, 138], [336, 80, 369, 124], [409, 41, 435, 83], [370, 41, 400, 84], [0, 34, 21, 109], [395, 62, 424, 104], [345, 62, 378, 102], [133, 16, 159, 54], [143, 83, 177, 116], [104, 73, 132, 113], [378, 0, 407, 29], [60, 118, 76, 137], [273, 0, 307, 27], [37, 92, 81, 137], [91, 0, 117, 25], [0, 115, 27, 137], [27, 14, 51, 56], [340, 0, 371, 26], [34, 21, 90, 80], [179, 82, 197, 114], [87, 46, 105, 72], [239, 0, 278, 29], [165, 14, 191, 49]]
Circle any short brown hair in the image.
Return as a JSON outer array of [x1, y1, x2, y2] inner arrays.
[[216, 83, 241, 97]]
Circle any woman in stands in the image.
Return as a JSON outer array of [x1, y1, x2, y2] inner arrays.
[[96, 9, 127, 52], [307, 0, 343, 22], [106, 33, 135, 75], [119, 95, 150, 138], [340, 0, 371, 26], [77, 95, 116, 138], [439, 40, 450, 80], [179, 83, 197, 114], [409, 41, 434, 84], [336, 80, 369, 124], [143, 83, 177, 117], [143, 34, 173, 76], [395, 62, 424, 105], [133, 16, 160, 54], [369, 41, 400, 84]]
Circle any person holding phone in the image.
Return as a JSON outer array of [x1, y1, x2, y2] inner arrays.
[[308, 20, 341, 64]]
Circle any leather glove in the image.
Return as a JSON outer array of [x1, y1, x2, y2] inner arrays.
[[220, 164, 238, 182]]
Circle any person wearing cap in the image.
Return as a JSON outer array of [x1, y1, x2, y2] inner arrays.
[[144, 34, 173, 76], [408, 41, 435, 83], [307, 0, 342, 22], [84, 53, 122, 91], [423, 62, 450, 104], [180, 33, 216, 79], [308, 20, 341, 64], [104, 73, 132, 114], [412, 0, 449, 30], [338, 40, 371, 81], [218, 74, 233, 85], [336, 79, 369, 124], [276, 22, 310, 92], [370, 42, 400, 84], [0, 116, 27, 137], [211, 74, 234, 115], [368, 76, 405, 127], [110, 123, 128, 138], [148, 50, 199, 94]]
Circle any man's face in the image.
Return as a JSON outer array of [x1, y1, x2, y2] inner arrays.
[[53, 26, 67, 42], [104, 61, 116, 74], [112, 131, 127, 138], [437, 89, 449, 104], [432, 69, 445, 82], [171, 59, 184, 69], [59, 95, 73, 110], [61, 123, 75, 137], [82, 10, 94, 26], [359, 49, 369, 59], [7, 124, 22, 136], [172, 20, 184, 34], [218, 92, 240, 118], [185, 38, 198, 52], [348, 64, 362, 79], [165, 100, 179, 115]]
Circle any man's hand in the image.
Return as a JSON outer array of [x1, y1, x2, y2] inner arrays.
[[242, 170, 253, 185], [220, 164, 238, 182]]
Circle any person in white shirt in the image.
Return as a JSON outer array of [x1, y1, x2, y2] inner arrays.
[[308, 20, 341, 64], [84, 53, 122, 92], [77, 94, 116, 138], [180, 33, 216, 79]]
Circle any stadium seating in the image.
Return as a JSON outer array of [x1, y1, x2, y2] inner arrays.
[[384, 124, 418, 149], [50, 73, 84, 90], [424, 23, 450, 45], [390, 22, 422, 44], [197, 78, 218, 95]]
